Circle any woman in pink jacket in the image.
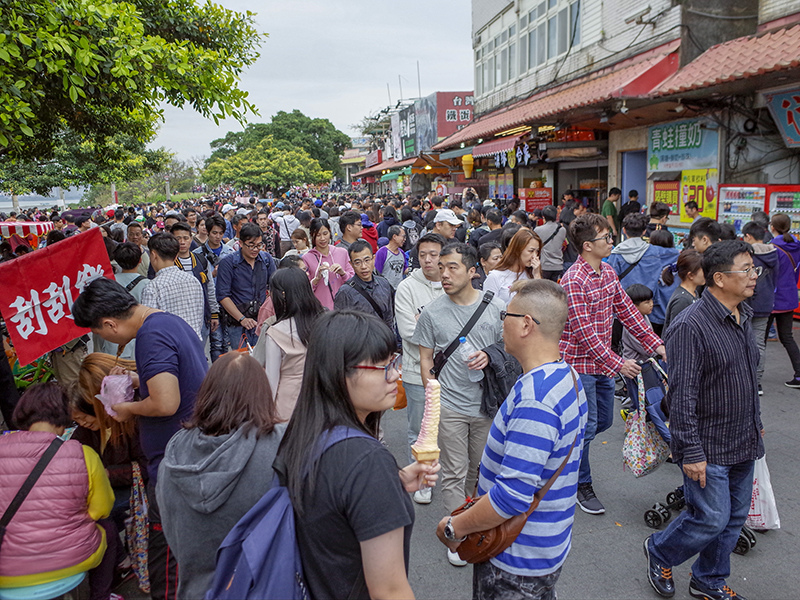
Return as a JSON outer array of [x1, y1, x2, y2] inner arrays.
[[302, 218, 354, 310], [0, 383, 115, 600]]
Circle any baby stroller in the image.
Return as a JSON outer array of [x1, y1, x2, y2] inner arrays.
[[627, 358, 758, 554]]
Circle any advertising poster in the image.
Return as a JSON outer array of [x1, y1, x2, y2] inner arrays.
[[680, 169, 719, 220], [653, 181, 680, 216], [519, 188, 553, 212], [647, 118, 718, 173], [488, 173, 497, 198]]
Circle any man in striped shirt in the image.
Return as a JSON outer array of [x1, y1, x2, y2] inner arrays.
[[437, 279, 587, 600]]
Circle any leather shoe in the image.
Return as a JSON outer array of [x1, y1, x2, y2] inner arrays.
[[643, 535, 675, 597]]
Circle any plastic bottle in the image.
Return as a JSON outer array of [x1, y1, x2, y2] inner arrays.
[[459, 337, 484, 382]]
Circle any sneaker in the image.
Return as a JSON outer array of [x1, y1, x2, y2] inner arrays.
[[447, 549, 467, 567], [785, 378, 800, 389], [413, 487, 432, 504], [110, 594, 126, 600], [643, 536, 675, 598], [758, 384, 763, 396], [689, 577, 746, 600], [576, 483, 605, 514]]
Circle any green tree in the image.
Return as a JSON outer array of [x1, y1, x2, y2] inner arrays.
[[203, 136, 331, 195], [208, 110, 351, 176], [85, 158, 196, 206], [0, 0, 261, 163]]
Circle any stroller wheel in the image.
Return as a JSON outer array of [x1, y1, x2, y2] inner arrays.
[[741, 525, 757, 548], [733, 530, 752, 555], [654, 502, 671, 522], [666, 491, 685, 510], [644, 509, 663, 529]]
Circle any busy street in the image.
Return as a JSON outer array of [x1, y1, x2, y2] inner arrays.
[[3, 1, 800, 600]]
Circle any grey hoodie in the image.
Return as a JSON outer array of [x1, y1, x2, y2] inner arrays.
[[157, 423, 286, 600], [610, 236, 650, 264]]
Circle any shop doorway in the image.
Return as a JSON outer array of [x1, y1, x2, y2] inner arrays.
[[621, 151, 647, 206]]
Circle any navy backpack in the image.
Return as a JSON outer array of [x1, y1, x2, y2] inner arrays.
[[205, 426, 372, 600]]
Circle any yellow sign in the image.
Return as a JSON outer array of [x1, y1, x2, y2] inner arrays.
[[680, 169, 718, 222]]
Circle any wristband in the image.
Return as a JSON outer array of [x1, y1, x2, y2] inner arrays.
[[238, 315, 245, 323]]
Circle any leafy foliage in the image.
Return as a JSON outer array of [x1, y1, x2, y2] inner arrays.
[[0, 0, 262, 163], [208, 110, 351, 176], [203, 136, 332, 195], [84, 158, 196, 205]]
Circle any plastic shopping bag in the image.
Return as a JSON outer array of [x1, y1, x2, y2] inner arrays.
[[95, 374, 134, 417], [746, 455, 780, 530], [622, 374, 670, 477]]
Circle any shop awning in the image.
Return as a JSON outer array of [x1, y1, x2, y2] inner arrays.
[[433, 40, 680, 151], [353, 156, 416, 178], [471, 136, 522, 158], [380, 166, 413, 182], [653, 23, 800, 96], [439, 146, 474, 159]]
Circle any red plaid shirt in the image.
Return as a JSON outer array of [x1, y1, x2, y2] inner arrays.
[[559, 256, 663, 377]]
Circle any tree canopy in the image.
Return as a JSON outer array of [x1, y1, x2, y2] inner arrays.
[[84, 158, 196, 206], [203, 136, 332, 195], [0, 0, 262, 164], [208, 110, 351, 176]]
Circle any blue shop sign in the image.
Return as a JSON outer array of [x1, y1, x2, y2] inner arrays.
[[765, 89, 800, 148]]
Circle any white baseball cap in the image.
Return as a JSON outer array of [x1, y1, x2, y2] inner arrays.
[[433, 208, 462, 226], [222, 204, 235, 213]]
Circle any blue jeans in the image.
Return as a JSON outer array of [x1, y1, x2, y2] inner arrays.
[[210, 319, 227, 362], [228, 324, 258, 350], [650, 460, 754, 588], [578, 373, 615, 485], [404, 382, 426, 463]]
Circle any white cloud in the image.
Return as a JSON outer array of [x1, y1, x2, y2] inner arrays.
[[152, 0, 473, 160]]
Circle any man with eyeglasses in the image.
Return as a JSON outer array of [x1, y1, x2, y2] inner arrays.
[[334, 240, 397, 340], [560, 213, 665, 516], [216, 222, 277, 349], [644, 240, 763, 600]]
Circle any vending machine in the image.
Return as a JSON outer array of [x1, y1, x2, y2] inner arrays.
[[766, 185, 800, 236], [718, 184, 768, 236]]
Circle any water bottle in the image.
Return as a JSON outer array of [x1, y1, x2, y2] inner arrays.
[[459, 337, 484, 382]]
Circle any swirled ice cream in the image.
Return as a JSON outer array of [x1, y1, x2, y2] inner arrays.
[[411, 379, 441, 462]]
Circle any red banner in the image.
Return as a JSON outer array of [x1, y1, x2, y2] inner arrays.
[[519, 188, 554, 212], [0, 228, 114, 365]]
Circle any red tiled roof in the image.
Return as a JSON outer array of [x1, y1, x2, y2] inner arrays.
[[434, 40, 680, 151], [353, 156, 417, 177], [654, 23, 800, 96]]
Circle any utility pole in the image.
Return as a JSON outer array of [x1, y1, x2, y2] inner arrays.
[[165, 176, 171, 202], [398, 75, 403, 101], [387, 82, 392, 105]]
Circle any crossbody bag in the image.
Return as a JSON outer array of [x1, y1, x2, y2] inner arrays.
[[430, 291, 494, 378]]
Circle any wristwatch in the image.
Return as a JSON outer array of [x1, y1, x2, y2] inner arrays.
[[444, 517, 467, 542]]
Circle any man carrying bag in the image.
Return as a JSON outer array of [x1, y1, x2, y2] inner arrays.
[[436, 279, 587, 599]]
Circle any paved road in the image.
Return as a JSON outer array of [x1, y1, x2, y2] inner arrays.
[[122, 335, 799, 600]]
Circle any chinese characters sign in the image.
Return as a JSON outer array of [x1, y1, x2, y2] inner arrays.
[[519, 188, 553, 212], [680, 169, 719, 221], [436, 91, 473, 140], [647, 118, 718, 172], [765, 89, 800, 148], [0, 228, 114, 365], [652, 181, 680, 214]]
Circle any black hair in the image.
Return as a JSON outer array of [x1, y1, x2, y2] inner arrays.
[[309, 218, 331, 247], [622, 213, 648, 237], [702, 240, 753, 288], [719, 223, 737, 241], [570, 213, 609, 252], [127, 221, 143, 232], [205, 214, 226, 234], [114, 242, 143, 270], [751, 210, 769, 229], [269, 267, 324, 347], [416, 232, 446, 250], [114, 209, 125, 221], [339, 210, 361, 231], [440, 242, 478, 270], [771, 213, 794, 243], [277, 310, 396, 513], [170, 222, 192, 235], [628, 190, 639, 198], [279, 254, 304, 269], [400, 207, 414, 222], [542, 205, 558, 222], [690, 217, 722, 245], [661, 249, 703, 286], [742, 221, 766, 241], [72, 277, 138, 328], [46, 230, 65, 246], [239, 222, 261, 243], [609, 187, 622, 196], [649, 202, 671, 219], [383, 206, 399, 222], [486, 209, 503, 226], [649, 229, 674, 248], [500, 223, 522, 251], [512, 210, 529, 226], [625, 283, 653, 304], [148, 232, 179, 260], [347, 239, 372, 257], [230, 213, 247, 227], [685, 200, 698, 210], [478, 241, 501, 262]]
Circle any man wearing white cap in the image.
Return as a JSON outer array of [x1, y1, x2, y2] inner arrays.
[[432, 208, 462, 241], [221, 204, 236, 242]]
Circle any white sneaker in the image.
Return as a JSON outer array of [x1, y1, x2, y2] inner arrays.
[[447, 549, 467, 567], [413, 487, 432, 504]]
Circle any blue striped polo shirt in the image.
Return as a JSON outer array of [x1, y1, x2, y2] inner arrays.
[[478, 360, 588, 577]]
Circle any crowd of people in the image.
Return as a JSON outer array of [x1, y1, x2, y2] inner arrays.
[[0, 186, 795, 600]]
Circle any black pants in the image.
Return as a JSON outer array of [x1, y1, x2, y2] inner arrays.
[[768, 311, 800, 379], [0, 353, 19, 428], [146, 482, 179, 600], [541, 270, 561, 282]]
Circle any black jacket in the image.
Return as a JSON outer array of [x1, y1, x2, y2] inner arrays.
[[480, 342, 522, 418]]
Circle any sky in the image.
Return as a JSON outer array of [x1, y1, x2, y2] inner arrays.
[[153, 0, 474, 162]]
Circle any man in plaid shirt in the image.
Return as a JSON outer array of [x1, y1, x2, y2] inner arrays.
[[560, 213, 665, 514]]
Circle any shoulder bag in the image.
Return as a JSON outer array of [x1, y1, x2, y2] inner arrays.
[[430, 291, 494, 378], [450, 368, 579, 563], [540, 224, 563, 248], [0, 437, 63, 551]]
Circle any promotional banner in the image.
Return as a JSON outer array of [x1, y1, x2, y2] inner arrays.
[[652, 181, 680, 215], [0, 228, 114, 365], [519, 188, 553, 212], [680, 168, 719, 220], [764, 88, 800, 148]]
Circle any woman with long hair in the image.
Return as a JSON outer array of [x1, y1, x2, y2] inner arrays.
[[483, 228, 542, 304], [662, 249, 704, 331], [471, 241, 502, 290], [278, 311, 438, 600], [259, 267, 325, 420], [768, 213, 800, 387], [302, 218, 354, 309], [157, 353, 285, 600]]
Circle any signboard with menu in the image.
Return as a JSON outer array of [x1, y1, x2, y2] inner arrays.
[[653, 181, 680, 214], [680, 168, 718, 220]]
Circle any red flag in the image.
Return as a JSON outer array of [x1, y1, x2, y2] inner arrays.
[[0, 228, 114, 365]]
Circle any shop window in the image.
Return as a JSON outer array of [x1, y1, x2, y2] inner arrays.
[[538, 2, 547, 18], [547, 15, 557, 60], [528, 29, 537, 68], [509, 24, 516, 38], [508, 41, 516, 80], [487, 56, 495, 89], [520, 34, 528, 73], [537, 22, 546, 65], [557, 8, 568, 55], [520, 14, 528, 28], [497, 50, 506, 85]]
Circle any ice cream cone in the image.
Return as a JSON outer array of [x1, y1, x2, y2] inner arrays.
[[412, 448, 440, 463]]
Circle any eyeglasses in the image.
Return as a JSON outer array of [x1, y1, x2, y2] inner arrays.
[[243, 241, 264, 251], [500, 310, 541, 325], [721, 265, 763, 278], [353, 353, 401, 382], [351, 257, 373, 268], [589, 233, 614, 243]]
